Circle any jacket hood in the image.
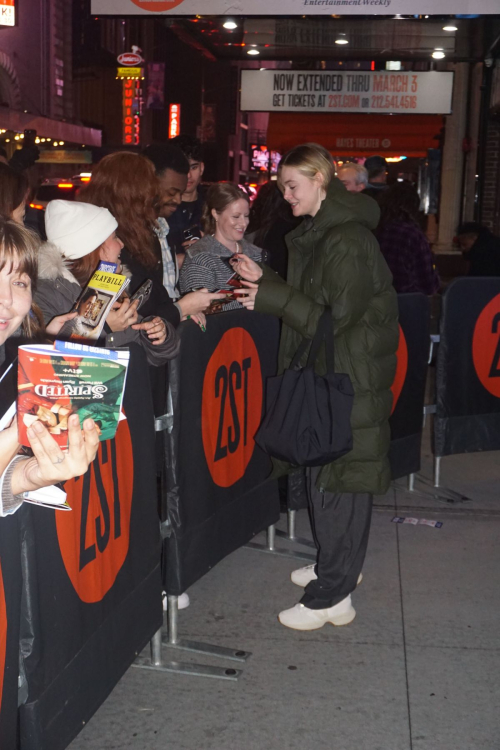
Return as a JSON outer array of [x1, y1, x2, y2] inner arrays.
[[312, 177, 380, 233], [187, 234, 261, 260], [37, 241, 79, 284]]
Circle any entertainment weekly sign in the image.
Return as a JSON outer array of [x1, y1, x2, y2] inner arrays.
[[91, 0, 500, 15], [241, 70, 453, 115]]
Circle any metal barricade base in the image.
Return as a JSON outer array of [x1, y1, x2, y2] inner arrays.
[[393, 473, 472, 505], [162, 637, 250, 662], [133, 598, 250, 681], [245, 524, 316, 562], [273, 509, 317, 550], [245, 541, 316, 561], [133, 656, 242, 681], [274, 530, 316, 550]]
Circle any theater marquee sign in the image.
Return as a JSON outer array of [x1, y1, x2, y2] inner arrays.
[[92, 0, 500, 14], [241, 70, 453, 115]]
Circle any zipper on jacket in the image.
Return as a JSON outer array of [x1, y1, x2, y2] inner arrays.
[[311, 229, 316, 285], [319, 486, 325, 508]]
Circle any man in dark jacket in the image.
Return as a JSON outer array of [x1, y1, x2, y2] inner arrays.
[[363, 155, 388, 201], [168, 135, 206, 260]]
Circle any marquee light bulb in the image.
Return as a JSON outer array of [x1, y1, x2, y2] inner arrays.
[[247, 49, 260, 55], [432, 50, 446, 59], [443, 25, 458, 31], [223, 20, 237, 29]]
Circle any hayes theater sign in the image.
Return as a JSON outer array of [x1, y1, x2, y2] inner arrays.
[[92, 0, 500, 15], [241, 70, 453, 115]]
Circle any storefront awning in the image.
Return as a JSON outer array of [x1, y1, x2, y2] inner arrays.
[[267, 113, 444, 158], [0, 108, 101, 147]]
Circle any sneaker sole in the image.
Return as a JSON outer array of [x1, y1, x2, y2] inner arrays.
[[278, 607, 356, 631], [291, 572, 363, 588]]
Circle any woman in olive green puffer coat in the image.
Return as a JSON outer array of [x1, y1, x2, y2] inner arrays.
[[257, 173, 398, 496], [232, 144, 399, 632]]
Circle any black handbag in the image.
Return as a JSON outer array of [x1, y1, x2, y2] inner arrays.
[[255, 309, 354, 466]]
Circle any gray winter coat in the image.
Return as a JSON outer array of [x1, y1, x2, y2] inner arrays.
[[35, 242, 179, 366]]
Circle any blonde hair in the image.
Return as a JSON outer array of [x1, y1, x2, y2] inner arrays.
[[202, 182, 249, 235], [278, 143, 335, 190]]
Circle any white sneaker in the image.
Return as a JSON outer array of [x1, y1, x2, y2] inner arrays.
[[162, 592, 190, 611], [291, 565, 363, 588], [278, 595, 356, 631]]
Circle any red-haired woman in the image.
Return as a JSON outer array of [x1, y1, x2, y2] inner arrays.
[[79, 152, 221, 325]]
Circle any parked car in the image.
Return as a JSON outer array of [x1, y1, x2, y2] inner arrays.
[[30, 173, 91, 209]]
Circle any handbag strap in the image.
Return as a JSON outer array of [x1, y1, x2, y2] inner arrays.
[[289, 308, 336, 373]]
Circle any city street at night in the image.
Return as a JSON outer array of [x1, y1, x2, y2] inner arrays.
[[1, 1, 500, 749]]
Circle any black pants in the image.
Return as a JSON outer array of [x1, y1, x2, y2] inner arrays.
[[300, 466, 373, 610]]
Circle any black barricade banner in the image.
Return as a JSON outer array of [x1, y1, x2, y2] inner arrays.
[[435, 278, 500, 457], [389, 294, 430, 479], [164, 311, 281, 595], [0, 512, 23, 750], [18, 345, 162, 750]]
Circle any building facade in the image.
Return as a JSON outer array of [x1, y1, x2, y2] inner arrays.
[[0, 0, 100, 176]]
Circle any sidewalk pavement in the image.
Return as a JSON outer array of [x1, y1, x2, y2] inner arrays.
[[69, 429, 500, 750]]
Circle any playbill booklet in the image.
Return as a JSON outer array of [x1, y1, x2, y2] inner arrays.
[[58, 261, 130, 341], [18, 341, 130, 451]]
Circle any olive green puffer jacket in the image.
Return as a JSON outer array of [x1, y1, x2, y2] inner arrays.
[[255, 178, 399, 495]]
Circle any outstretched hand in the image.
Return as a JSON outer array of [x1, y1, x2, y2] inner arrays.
[[178, 289, 226, 317], [107, 297, 140, 332], [11, 414, 100, 495], [229, 254, 263, 282], [132, 316, 167, 345], [46, 311, 77, 336], [234, 281, 259, 311]]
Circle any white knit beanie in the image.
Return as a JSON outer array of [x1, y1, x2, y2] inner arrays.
[[45, 200, 118, 260]]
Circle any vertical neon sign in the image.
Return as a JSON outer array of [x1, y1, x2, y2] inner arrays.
[[169, 104, 181, 139], [122, 80, 141, 146]]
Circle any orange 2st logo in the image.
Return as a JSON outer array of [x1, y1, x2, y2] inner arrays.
[[390, 324, 408, 415], [202, 328, 263, 488], [56, 420, 134, 604], [472, 294, 500, 398]]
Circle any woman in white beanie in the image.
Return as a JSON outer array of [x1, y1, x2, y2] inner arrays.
[[34, 200, 179, 365]]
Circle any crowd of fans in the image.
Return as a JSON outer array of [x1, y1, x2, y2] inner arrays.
[[1, 137, 499, 629]]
